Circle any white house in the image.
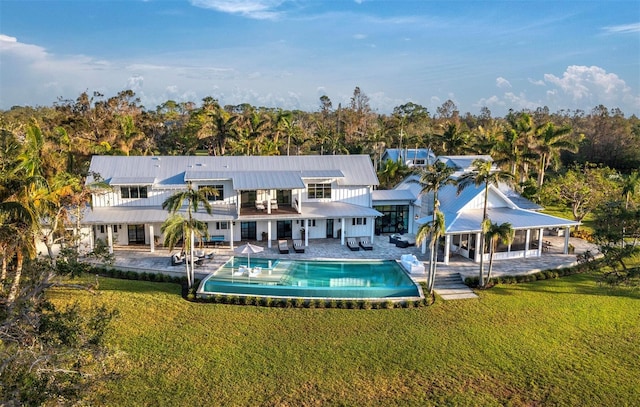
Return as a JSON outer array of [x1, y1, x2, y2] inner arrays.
[[379, 154, 579, 263], [83, 155, 381, 253], [381, 148, 436, 168]]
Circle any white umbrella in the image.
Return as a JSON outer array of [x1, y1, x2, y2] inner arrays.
[[235, 242, 264, 268]]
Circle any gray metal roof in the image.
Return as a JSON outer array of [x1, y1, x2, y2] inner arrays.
[[83, 204, 237, 224], [109, 176, 156, 186], [232, 171, 307, 190], [445, 207, 579, 234], [87, 155, 378, 188], [372, 189, 417, 202]]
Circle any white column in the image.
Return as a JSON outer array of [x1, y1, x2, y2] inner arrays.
[[524, 229, 531, 258], [340, 218, 346, 245], [444, 234, 451, 265], [537, 228, 544, 257], [564, 226, 570, 254], [236, 192, 241, 216], [304, 219, 309, 246], [230, 221, 235, 250], [107, 225, 114, 254], [297, 190, 303, 213], [475, 232, 482, 262], [267, 220, 272, 249], [370, 218, 375, 242], [149, 224, 155, 253], [421, 237, 427, 255]]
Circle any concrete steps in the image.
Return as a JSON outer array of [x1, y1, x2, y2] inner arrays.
[[434, 272, 478, 300]]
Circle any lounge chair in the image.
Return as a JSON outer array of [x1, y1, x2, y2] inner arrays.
[[248, 267, 262, 277], [234, 266, 248, 276], [278, 239, 290, 254], [359, 238, 373, 251], [270, 199, 278, 210], [170, 252, 184, 266], [293, 239, 305, 253], [255, 200, 265, 211], [347, 238, 360, 251]]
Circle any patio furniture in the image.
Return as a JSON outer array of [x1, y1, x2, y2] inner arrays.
[[347, 238, 360, 251], [359, 238, 373, 251], [234, 265, 248, 276], [278, 239, 290, 254], [255, 200, 265, 211], [395, 234, 416, 248], [389, 234, 401, 245], [293, 239, 305, 253], [270, 199, 278, 210], [170, 252, 184, 266], [400, 254, 425, 275]]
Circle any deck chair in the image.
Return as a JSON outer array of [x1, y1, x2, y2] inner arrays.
[[248, 267, 262, 277], [278, 239, 290, 254], [293, 239, 305, 253], [347, 238, 360, 251], [359, 238, 373, 251]]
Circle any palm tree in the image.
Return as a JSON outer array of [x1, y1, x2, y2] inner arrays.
[[534, 122, 578, 187], [416, 207, 446, 295], [485, 221, 514, 284], [162, 182, 216, 288], [436, 122, 471, 155], [456, 159, 515, 287], [413, 161, 455, 293]]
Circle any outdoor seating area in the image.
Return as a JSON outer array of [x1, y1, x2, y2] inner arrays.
[[347, 238, 360, 251], [254, 199, 279, 211], [293, 239, 305, 253], [359, 238, 373, 251], [400, 254, 425, 275], [170, 250, 214, 266], [278, 240, 290, 254], [393, 234, 416, 248]]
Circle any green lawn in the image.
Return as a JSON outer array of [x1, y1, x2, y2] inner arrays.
[[49, 273, 640, 406]]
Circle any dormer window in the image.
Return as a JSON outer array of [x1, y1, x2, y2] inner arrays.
[[121, 186, 148, 199]]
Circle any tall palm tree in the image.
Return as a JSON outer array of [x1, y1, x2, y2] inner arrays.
[[413, 161, 455, 293], [162, 182, 216, 288], [534, 122, 578, 187], [416, 207, 446, 295], [436, 122, 471, 155], [485, 221, 514, 284], [456, 159, 515, 287]]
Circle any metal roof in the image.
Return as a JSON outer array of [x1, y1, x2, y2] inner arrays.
[[87, 155, 377, 188], [109, 177, 156, 186], [372, 189, 417, 202], [445, 207, 579, 234], [82, 204, 237, 224]]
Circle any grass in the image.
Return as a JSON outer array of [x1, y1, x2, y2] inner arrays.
[[48, 272, 640, 406]]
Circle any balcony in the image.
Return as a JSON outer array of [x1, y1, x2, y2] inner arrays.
[[240, 200, 299, 217]]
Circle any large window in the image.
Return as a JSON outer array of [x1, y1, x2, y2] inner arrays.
[[199, 184, 224, 201], [121, 186, 148, 199], [373, 205, 408, 234], [308, 183, 331, 199]]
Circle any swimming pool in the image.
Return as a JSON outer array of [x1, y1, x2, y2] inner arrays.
[[197, 257, 423, 300]]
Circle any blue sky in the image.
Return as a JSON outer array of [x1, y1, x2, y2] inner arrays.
[[1, 0, 639, 116]]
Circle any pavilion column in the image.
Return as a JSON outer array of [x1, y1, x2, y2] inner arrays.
[[474, 232, 482, 262], [444, 234, 451, 265], [236, 192, 241, 216], [537, 228, 544, 257], [370, 217, 374, 242], [340, 218, 346, 245], [421, 235, 427, 255], [107, 225, 114, 254], [230, 221, 235, 250], [296, 190, 302, 213], [524, 229, 531, 258], [303, 219, 309, 246], [267, 220, 272, 249], [149, 224, 155, 253], [564, 227, 571, 254]]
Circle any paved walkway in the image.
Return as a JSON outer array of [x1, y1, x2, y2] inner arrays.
[[433, 272, 478, 300], [98, 234, 598, 284]]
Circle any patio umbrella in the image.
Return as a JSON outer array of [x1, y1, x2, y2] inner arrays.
[[235, 242, 264, 268]]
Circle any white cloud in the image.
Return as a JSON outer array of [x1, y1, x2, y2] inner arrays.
[[528, 78, 545, 86], [543, 65, 639, 108], [496, 77, 511, 89], [189, 0, 285, 20], [602, 22, 640, 34], [353, 34, 367, 40]]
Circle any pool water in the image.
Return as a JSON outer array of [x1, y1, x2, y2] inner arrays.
[[198, 258, 422, 300]]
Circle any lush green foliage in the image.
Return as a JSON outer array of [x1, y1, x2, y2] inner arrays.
[[47, 273, 640, 406]]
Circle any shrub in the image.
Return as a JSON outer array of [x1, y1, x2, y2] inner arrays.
[[361, 300, 372, 310], [382, 300, 394, 309], [328, 300, 338, 309], [294, 298, 305, 308], [314, 299, 325, 309]]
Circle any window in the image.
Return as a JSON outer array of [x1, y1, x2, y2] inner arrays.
[[216, 222, 228, 230], [352, 218, 367, 226], [308, 183, 331, 199], [121, 186, 148, 199], [200, 184, 224, 201]]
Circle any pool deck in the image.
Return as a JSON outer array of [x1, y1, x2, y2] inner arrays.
[[90, 234, 599, 283]]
